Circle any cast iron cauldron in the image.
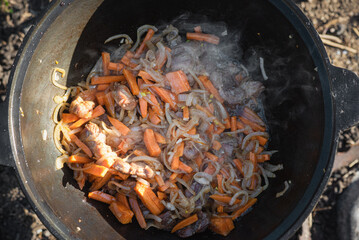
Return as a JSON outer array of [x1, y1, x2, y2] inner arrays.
[[1, 0, 359, 239]]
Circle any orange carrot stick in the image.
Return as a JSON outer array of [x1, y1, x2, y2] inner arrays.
[[69, 105, 106, 129], [256, 154, 270, 162], [231, 198, 257, 220], [187, 127, 196, 135], [91, 75, 125, 85], [249, 152, 258, 172], [187, 32, 220, 45], [109, 201, 134, 224], [89, 172, 112, 191], [204, 152, 219, 162], [102, 52, 110, 76], [230, 116, 237, 132], [83, 164, 109, 177], [256, 136, 268, 146], [238, 116, 266, 132], [157, 191, 167, 201], [133, 149, 146, 156], [107, 116, 131, 136], [210, 213, 234, 236], [165, 70, 191, 94], [62, 113, 79, 123], [217, 174, 224, 193], [195, 104, 225, 129], [198, 75, 224, 103], [224, 117, 231, 129], [212, 140, 222, 151], [171, 214, 198, 233], [154, 132, 166, 144], [134, 181, 164, 215], [139, 98, 148, 118], [195, 155, 203, 168], [182, 172, 195, 183], [233, 159, 244, 176], [68, 155, 92, 164], [236, 120, 250, 135], [154, 174, 166, 188], [140, 73, 178, 110], [183, 106, 189, 121], [116, 193, 130, 209], [171, 155, 180, 170], [96, 84, 110, 91], [123, 69, 140, 95], [144, 129, 161, 157], [88, 191, 115, 204], [135, 29, 156, 58], [204, 163, 216, 175], [69, 134, 93, 157], [108, 62, 124, 72], [129, 197, 147, 229], [148, 108, 161, 125], [209, 194, 241, 205], [95, 91, 106, 105], [178, 161, 193, 173]]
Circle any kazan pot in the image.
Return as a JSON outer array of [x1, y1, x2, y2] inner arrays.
[[1, 0, 359, 239]]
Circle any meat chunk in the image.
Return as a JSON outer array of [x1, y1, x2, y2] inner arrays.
[[113, 159, 132, 174], [112, 83, 137, 110], [176, 211, 210, 238], [113, 159, 154, 179], [183, 142, 199, 160], [69, 96, 95, 118], [157, 211, 177, 231], [80, 123, 154, 178], [78, 89, 97, 102], [79, 122, 113, 159]]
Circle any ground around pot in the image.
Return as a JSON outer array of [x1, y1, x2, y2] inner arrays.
[[0, 0, 358, 239]]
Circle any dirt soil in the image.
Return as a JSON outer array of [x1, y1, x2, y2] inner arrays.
[[0, 0, 358, 239]]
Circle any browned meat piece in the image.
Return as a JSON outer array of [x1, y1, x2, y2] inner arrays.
[[129, 162, 154, 179], [113, 159, 154, 179], [80, 123, 154, 178], [113, 159, 131, 174], [157, 211, 177, 231], [78, 89, 97, 102], [79, 122, 112, 159], [112, 83, 137, 110], [176, 211, 210, 238], [69, 96, 95, 118]]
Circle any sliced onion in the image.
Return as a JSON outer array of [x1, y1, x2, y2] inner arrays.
[[145, 214, 162, 222], [241, 132, 269, 149], [165, 103, 172, 125], [108, 181, 131, 191], [176, 177, 195, 195], [165, 48, 172, 69], [156, 42, 166, 68], [137, 178, 150, 186], [130, 25, 158, 52], [104, 34, 133, 44], [55, 155, 69, 170], [178, 94, 188, 102], [276, 180, 291, 198], [193, 172, 212, 185]]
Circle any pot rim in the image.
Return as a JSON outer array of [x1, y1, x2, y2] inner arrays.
[[7, 0, 336, 239]]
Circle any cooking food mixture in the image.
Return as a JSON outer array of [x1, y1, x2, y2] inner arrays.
[[53, 22, 282, 237]]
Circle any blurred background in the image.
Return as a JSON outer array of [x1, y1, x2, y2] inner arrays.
[[0, 0, 358, 239]]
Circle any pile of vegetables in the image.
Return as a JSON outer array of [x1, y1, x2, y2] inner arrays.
[[52, 22, 282, 237]]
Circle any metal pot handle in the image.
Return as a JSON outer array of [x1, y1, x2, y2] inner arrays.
[[0, 99, 14, 167], [329, 65, 359, 132]]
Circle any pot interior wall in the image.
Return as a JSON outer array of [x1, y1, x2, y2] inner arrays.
[[19, 0, 324, 239]]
